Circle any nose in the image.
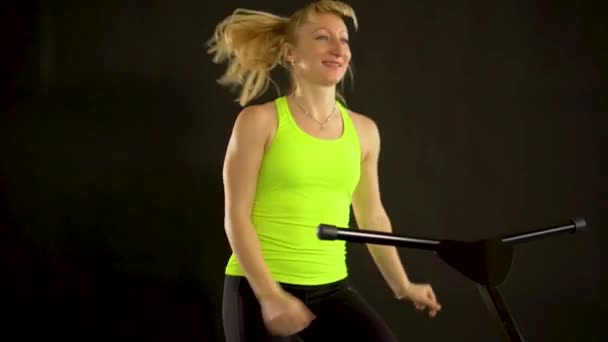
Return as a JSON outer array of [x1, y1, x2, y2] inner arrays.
[[329, 37, 346, 56]]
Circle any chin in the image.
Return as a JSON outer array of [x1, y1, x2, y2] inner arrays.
[[304, 69, 346, 87], [317, 74, 345, 87], [318, 79, 341, 87]]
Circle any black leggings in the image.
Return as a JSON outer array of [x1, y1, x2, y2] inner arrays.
[[222, 275, 398, 342]]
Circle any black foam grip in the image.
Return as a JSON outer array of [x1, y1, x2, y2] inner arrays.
[[572, 217, 588, 232], [317, 224, 338, 240]]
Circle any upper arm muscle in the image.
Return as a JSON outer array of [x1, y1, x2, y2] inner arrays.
[[352, 114, 384, 225], [223, 105, 273, 226]]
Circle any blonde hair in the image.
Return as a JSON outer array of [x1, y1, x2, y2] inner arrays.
[[207, 1, 358, 106]]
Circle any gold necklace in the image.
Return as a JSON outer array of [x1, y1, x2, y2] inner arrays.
[[293, 97, 337, 131]]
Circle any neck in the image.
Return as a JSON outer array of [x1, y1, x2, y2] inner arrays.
[[290, 82, 337, 121]]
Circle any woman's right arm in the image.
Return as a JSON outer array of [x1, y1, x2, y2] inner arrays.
[[222, 105, 281, 302], [223, 105, 316, 336]]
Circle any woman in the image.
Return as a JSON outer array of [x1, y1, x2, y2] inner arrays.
[[208, 1, 441, 341]]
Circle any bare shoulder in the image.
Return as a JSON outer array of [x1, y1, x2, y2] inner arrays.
[[234, 101, 276, 129], [346, 109, 382, 160], [347, 109, 380, 140], [230, 100, 277, 149]]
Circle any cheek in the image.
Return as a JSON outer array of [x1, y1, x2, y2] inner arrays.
[[298, 49, 324, 68], [309, 46, 329, 60], [344, 50, 352, 63]]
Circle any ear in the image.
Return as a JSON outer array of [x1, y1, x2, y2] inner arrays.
[[283, 42, 297, 64]]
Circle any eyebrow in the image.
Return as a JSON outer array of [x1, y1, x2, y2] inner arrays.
[[311, 27, 348, 35]]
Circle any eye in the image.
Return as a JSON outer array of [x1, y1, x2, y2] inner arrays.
[[315, 35, 330, 41], [341, 38, 349, 44]]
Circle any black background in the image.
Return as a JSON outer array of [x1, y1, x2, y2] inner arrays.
[[1, 1, 606, 341]]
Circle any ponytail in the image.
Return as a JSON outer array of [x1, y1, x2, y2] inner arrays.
[[207, 9, 289, 106]]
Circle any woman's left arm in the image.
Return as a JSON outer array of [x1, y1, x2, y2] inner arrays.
[[351, 115, 442, 318], [351, 115, 412, 299]]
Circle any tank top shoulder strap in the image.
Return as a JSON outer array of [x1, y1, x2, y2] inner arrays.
[[336, 101, 361, 150], [273, 96, 292, 133]]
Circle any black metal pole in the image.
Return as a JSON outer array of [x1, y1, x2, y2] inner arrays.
[[317, 218, 588, 342], [317, 218, 587, 248], [478, 285, 524, 342], [317, 224, 440, 250], [501, 217, 587, 245]]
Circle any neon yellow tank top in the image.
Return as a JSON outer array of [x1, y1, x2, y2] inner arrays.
[[225, 96, 361, 285]]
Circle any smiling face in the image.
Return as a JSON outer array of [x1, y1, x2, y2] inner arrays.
[[284, 12, 351, 87]]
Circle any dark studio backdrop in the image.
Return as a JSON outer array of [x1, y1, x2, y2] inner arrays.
[[1, 0, 606, 341]]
